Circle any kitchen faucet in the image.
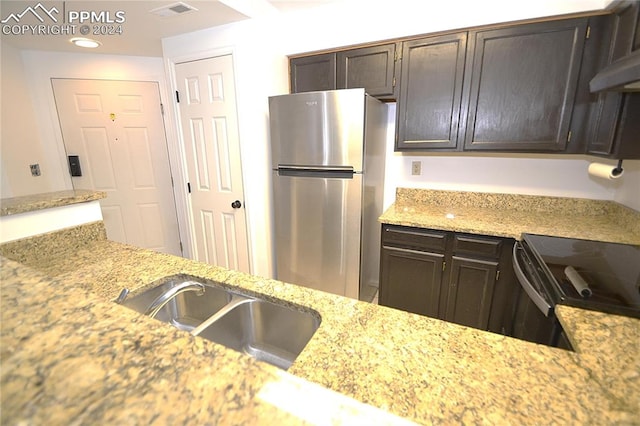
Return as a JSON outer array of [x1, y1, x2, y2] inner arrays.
[[144, 281, 205, 318]]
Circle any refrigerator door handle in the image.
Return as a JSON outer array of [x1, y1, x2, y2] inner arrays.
[[276, 166, 355, 179], [276, 165, 354, 173]]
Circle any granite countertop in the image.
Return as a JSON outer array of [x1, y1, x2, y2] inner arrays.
[[1, 220, 639, 424], [379, 188, 640, 244], [0, 189, 106, 216], [0, 256, 413, 425]]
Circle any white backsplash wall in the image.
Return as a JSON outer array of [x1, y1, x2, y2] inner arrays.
[[382, 104, 629, 210], [390, 153, 621, 196]]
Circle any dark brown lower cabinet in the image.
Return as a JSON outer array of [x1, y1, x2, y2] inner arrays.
[[379, 224, 518, 334], [379, 246, 444, 318], [444, 256, 498, 330]]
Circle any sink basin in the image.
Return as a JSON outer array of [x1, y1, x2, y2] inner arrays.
[[120, 277, 231, 332], [119, 275, 321, 369], [194, 299, 321, 370]]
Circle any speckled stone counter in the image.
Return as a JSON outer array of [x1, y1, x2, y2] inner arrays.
[[0, 189, 105, 216], [2, 223, 639, 424], [380, 188, 640, 244], [1, 255, 415, 425]]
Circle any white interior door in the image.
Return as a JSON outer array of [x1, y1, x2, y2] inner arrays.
[[52, 79, 182, 256], [175, 55, 250, 273]]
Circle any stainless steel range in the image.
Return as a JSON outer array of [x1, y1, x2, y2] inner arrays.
[[512, 234, 640, 348]]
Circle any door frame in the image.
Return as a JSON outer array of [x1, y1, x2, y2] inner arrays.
[[163, 47, 253, 273]]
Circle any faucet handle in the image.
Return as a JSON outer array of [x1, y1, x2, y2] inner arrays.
[[116, 288, 130, 304]]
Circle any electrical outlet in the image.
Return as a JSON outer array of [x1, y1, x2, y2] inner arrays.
[[411, 161, 421, 176], [30, 164, 41, 177]]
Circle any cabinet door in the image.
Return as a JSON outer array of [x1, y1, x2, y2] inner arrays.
[[464, 19, 588, 151], [337, 43, 398, 99], [379, 246, 444, 318], [444, 256, 498, 330], [587, 5, 640, 159], [290, 53, 336, 93], [611, 0, 640, 60], [396, 33, 468, 150]]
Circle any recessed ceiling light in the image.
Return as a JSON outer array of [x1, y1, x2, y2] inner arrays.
[[70, 37, 101, 48]]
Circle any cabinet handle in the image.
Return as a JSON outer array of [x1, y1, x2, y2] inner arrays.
[[385, 228, 445, 240], [383, 245, 444, 257]]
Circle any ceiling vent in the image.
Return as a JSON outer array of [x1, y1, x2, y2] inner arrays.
[[150, 2, 198, 18]]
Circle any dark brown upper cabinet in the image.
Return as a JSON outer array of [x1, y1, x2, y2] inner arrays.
[[396, 33, 469, 150], [336, 43, 399, 99], [289, 13, 633, 156], [587, 2, 640, 159], [464, 18, 588, 152], [289, 44, 398, 99], [289, 53, 336, 93]]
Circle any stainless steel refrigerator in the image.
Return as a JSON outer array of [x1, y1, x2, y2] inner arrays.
[[269, 88, 388, 300]]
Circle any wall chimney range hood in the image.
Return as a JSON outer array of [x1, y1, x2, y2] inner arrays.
[[590, 50, 640, 92]]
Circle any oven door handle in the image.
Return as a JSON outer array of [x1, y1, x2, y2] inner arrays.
[[513, 241, 552, 317]]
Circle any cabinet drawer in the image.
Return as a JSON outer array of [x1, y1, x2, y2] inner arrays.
[[382, 225, 447, 252], [453, 234, 502, 259]]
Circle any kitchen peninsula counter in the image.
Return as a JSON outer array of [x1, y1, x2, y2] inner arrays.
[[380, 188, 640, 245], [0, 189, 105, 216], [1, 221, 639, 424]]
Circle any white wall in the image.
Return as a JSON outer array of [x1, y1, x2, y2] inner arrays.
[[1, 46, 172, 198], [2, 49, 193, 261], [0, 201, 103, 243], [163, 0, 636, 280], [1, 43, 52, 197], [19, 50, 171, 192]]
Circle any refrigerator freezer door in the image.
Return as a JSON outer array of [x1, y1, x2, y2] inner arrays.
[[273, 171, 363, 299], [269, 89, 366, 172]]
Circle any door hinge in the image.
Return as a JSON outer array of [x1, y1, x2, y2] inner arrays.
[[392, 76, 396, 87], [160, 103, 165, 115], [496, 270, 500, 281], [175, 90, 180, 103], [442, 261, 446, 272], [567, 130, 572, 143], [585, 25, 591, 40], [187, 182, 191, 193]]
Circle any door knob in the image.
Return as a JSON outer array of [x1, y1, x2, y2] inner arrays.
[[231, 200, 242, 209]]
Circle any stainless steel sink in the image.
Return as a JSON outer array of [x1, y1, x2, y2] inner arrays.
[[118, 275, 320, 369], [194, 298, 320, 370], [120, 277, 231, 332]]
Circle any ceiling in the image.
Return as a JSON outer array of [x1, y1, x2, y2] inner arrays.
[[0, 0, 342, 56]]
